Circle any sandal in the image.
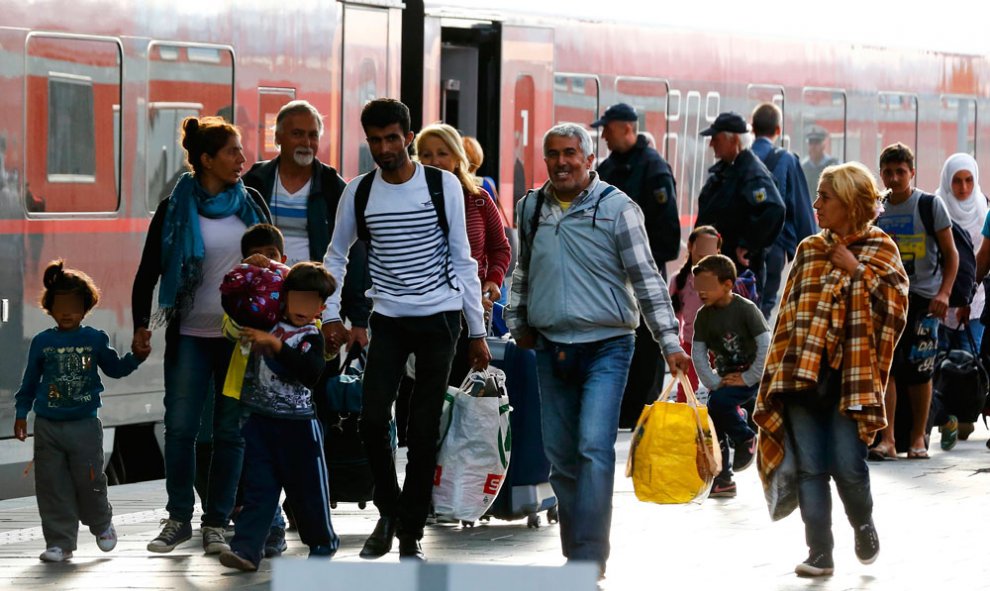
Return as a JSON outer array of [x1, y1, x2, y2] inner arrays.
[[907, 448, 930, 460], [868, 443, 897, 461]]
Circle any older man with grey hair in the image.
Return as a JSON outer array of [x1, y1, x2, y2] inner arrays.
[[505, 122, 689, 578], [695, 111, 785, 297]]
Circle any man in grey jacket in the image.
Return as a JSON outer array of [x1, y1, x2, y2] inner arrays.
[[504, 123, 689, 578]]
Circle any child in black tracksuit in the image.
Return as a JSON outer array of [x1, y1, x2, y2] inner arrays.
[[219, 261, 339, 571]]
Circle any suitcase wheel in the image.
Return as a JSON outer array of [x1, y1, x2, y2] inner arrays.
[[547, 506, 559, 524], [358, 502, 367, 510], [330, 502, 338, 509], [527, 514, 541, 528], [480, 515, 491, 523], [461, 520, 475, 528]]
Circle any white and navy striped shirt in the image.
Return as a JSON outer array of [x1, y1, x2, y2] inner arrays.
[[322, 164, 485, 337]]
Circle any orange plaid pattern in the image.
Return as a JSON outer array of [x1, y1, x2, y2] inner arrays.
[[755, 226, 909, 480]]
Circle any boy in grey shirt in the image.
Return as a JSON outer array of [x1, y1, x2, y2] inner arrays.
[[873, 143, 958, 459]]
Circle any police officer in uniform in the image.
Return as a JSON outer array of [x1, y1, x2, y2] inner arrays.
[[592, 103, 680, 428], [695, 112, 785, 295]]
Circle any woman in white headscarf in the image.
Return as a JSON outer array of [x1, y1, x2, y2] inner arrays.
[[934, 152, 988, 442]]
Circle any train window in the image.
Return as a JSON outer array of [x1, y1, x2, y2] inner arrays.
[[25, 34, 122, 213], [940, 95, 977, 161], [47, 75, 96, 178], [146, 42, 234, 211], [615, 77, 670, 159], [553, 73, 600, 156], [801, 88, 846, 195], [877, 92, 918, 166], [258, 87, 297, 161], [147, 103, 201, 209]]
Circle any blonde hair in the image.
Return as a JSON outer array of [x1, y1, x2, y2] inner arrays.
[[462, 136, 484, 174], [818, 162, 885, 232], [415, 124, 480, 196]]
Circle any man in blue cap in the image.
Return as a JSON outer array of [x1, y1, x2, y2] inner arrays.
[[695, 111, 784, 297], [592, 103, 680, 429]]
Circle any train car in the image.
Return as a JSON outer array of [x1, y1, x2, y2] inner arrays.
[[1, 0, 987, 499]]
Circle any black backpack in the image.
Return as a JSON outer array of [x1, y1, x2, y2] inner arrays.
[[354, 165, 448, 245], [918, 193, 977, 307]]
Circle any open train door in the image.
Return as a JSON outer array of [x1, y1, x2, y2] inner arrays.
[[499, 26, 554, 226]]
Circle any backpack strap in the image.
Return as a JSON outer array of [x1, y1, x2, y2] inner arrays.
[[526, 188, 546, 248], [423, 165, 450, 237], [918, 193, 936, 237], [354, 172, 376, 243]]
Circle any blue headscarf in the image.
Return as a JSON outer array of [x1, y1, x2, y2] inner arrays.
[[156, 172, 266, 326]]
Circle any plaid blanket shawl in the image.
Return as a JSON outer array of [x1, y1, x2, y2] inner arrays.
[[754, 226, 909, 480]]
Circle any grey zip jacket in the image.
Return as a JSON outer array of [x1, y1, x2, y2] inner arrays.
[[505, 173, 683, 355]]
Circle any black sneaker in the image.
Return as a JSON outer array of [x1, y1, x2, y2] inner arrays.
[[264, 527, 288, 558], [709, 478, 737, 498], [147, 519, 192, 553], [795, 551, 834, 577], [732, 436, 757, 472], [854, 521, 880, 564]]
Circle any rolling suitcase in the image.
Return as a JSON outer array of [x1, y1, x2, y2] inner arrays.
[[483, 338, 558, 528]]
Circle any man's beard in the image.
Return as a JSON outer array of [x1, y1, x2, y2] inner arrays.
[[293, 149, 315, 167]]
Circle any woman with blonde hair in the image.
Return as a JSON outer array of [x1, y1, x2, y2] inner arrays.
[[754, 161, 909, 577], [415, 124, 511, 383]]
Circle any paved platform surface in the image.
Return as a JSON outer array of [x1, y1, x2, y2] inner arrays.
[[2, 428, 989, 590]]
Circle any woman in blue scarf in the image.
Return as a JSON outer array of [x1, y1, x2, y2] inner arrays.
[[131, 116, 269, 555]]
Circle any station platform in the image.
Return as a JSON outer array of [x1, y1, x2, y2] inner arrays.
[[2, 429, 989, 590]]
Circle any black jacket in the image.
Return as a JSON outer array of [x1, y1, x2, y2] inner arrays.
[[695, 149, 785, 272], [242, 157, 372, 327], [597, 135, 680, 265]]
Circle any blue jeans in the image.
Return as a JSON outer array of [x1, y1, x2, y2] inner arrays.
[[707, 384, 758, 479], [760, 243, 787, 319], [786, 399, 873, 555], [535, 334, 635, 571], [163, 335, 244, 526], [938, 319, 984, 355]]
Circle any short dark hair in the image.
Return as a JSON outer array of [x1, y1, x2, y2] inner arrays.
[[879, 142, 915, 170], [240, 223, 285, 258], [181, 116, 240, 177], [692, 254, 737, 284], [751, 103, 781, 138], [39, 259, 100, 314], [360, 98, 411, 135], [284, 261, 336, 300]]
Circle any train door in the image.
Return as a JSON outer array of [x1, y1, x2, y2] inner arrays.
[[499, 25, 554, 222], [340, 1, 402, 180], [436, 21, 501, 181]]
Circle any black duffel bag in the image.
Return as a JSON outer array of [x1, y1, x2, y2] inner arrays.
[[933, 325, 988, 424]]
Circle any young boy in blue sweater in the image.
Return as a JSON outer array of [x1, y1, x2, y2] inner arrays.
[[219, 261, 339, 571], [14, 260, 150, 562]]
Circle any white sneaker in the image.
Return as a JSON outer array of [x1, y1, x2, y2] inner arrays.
[[40, 547, 72, 562], [202, 526, 230, 555], [96, 523, 117, 552]]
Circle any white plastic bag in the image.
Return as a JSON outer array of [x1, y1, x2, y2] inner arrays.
[[432, 369, 512, 522]]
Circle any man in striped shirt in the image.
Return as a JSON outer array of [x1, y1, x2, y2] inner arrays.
[[322, 99, 490, 562]]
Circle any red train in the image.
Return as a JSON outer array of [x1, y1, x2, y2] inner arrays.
[[0, 0, 987, 498]]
